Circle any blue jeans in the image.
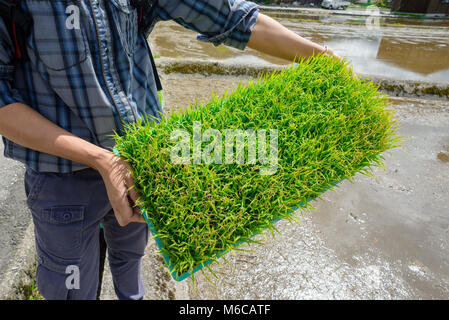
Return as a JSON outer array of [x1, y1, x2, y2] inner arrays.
[[25, 168, 148, 300]]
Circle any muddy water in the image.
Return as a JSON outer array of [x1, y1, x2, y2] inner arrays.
[[149, 17, 449, 83]]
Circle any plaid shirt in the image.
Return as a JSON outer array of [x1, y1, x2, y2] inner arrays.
[[0, 0, 259, 173]]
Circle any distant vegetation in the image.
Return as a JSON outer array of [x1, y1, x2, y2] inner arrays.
[[253, 1, 391, 8]]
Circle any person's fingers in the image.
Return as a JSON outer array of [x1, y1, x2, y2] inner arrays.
[[131, 207, 145, 223], [123, 168, 141, 202], [124, 168, 133, 187], [329, 51, 354, 73], [115, 210, 130, 227], [132, 205, 141, 215], [115, 203, 144, 226], [113, 159, 145, 225], [128, 185, 139, 204], [125, 181, 142, 223], [115, 192, 135, 227]]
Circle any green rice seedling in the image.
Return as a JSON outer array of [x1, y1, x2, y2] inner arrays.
[[114, 55, 400, 281]]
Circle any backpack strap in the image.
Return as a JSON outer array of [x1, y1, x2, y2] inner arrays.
[[0, 0, 32, 62], [147, 39, 163, 92], [130, 0, 162, 92], [130, 0, 157, 33]]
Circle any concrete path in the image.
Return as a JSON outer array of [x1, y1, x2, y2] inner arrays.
[[0, 145, 35, 299]]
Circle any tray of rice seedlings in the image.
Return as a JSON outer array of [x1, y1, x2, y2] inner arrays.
[[114, 55, 399, 282]]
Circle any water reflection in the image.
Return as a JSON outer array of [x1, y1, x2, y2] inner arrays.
[[377, 38, 449, 75], [150, 16, 449, 83]]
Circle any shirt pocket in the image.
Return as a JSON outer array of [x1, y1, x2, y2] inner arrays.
[[26, 0, 88, 71], [108, 0, 138, 56]]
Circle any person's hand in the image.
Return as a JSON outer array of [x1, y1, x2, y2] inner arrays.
[[96, 151, 145, 226], [325, 46, 341, 60], [325, 46, 353, 72]]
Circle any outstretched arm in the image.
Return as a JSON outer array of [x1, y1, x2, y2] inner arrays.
[[155, 1, 339, 60], [247, 13, 340, 61]]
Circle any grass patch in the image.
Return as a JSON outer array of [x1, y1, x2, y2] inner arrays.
[[391, 11, 426, 18], [15, 263, 44, 300], [114, 55, 399, 281]]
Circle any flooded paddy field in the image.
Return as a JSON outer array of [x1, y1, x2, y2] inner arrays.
[[149, 14, 449, 83]]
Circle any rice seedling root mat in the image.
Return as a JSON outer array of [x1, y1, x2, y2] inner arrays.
[[114, 55, 399, 282]]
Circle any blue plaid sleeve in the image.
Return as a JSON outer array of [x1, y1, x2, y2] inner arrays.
[[155, 0, 259, 50], [0, 18, 25, 108]]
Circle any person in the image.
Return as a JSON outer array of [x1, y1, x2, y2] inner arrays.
[[0, 0, 340, 300]]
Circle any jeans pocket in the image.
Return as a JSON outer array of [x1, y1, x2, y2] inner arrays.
[[25, 171, 46, 209], [32, 205, 85, 260]]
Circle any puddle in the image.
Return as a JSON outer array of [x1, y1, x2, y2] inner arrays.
[[150, 18, 449, 83], [437, 152, 449, 163]]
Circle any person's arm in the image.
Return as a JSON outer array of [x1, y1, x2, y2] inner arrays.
[[154, 1, 339, 61], [247, 13, 340, 61], [0, 15, 142, 227], [0, 102, 144, 226]]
